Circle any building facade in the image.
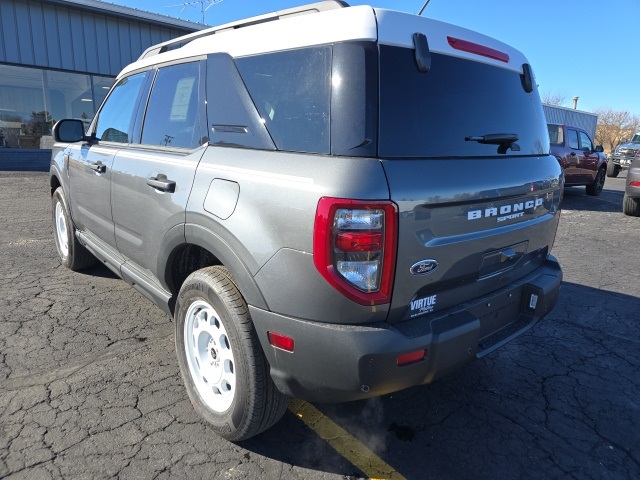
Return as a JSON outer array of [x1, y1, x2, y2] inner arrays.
[[0, 0, 202, 169]]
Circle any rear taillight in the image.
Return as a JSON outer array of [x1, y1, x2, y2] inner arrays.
[[630, 181, 640, 187], [314, 198, 397, 305]]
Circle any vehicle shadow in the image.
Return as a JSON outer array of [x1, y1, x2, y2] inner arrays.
[[81, 262, 120, 279], [561, 186, 624, 213], [241, 281, 640, 479]]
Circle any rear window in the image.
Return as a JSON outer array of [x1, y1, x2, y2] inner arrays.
[[379, 46, 549, 158]]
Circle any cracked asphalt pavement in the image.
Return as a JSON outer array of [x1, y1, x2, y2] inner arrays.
[[1, 172, 639, 479]]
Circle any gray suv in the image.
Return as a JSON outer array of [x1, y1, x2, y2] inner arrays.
[[50, 1, 563, 441]]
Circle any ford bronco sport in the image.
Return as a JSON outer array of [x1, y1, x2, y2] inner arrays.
[[50, 1, 563, 441]]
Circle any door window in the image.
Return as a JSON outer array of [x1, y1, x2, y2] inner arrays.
[[567, 129, 579, 150], [578, 131, 593, 152], [141, 62, 205, 149], [94, 72, 147, 143]]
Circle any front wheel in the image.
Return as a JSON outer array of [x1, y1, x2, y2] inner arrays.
[[586, 168, 606, 196], [52, 187, 96, 271], [174, 266, 289, 441], [606, 161, 620, 178]]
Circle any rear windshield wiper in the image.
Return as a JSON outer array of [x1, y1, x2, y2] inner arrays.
[[465, 133, 520, 154]]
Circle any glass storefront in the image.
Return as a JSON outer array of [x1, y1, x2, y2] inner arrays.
[[0, 64, 114, 149]]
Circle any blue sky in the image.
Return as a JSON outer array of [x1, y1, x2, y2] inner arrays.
[[107, 0, 639, 116]]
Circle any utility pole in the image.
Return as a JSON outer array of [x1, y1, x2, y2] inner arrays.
[[165, 0, 223, 24]]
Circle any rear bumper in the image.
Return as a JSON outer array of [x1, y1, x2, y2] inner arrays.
[[251, 255, 562, 403]]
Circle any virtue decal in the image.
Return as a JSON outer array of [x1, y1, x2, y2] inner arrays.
[[409, 294, 437, 318]]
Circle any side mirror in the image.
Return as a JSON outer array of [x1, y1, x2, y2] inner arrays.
[[595, 145, 604, 153], [53, 119, 87, 143]]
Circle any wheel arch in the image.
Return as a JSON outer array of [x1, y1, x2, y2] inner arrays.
[[159, 224, 268, 314]]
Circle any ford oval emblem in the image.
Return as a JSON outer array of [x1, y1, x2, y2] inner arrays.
[[410, 259, 438, 276]]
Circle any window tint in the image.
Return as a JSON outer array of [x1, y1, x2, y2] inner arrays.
[[236, 47, 331, 154], [548, 124, 563, 146], [141, 62, 204, 149], [578, 131, 593, 152], [379, 46, 549, 157], [567, 129, 579, 150], [95, 72, 146, 143]]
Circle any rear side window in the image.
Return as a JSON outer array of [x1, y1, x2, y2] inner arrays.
[[548, 125, 563, 146], [141, 62, 205, 149], [236, 47, 331, 154], [379, 46, 549, 158], [95, 72, 147, 143]]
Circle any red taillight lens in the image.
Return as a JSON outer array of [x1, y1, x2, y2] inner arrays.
[[335, 231, 383, 252], [268, 332, 294, 352], [314, 198, 398, 306], [630, 181, 640, 187], [397, 349, 426, 366]]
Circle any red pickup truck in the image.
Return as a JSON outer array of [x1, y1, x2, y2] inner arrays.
[[547, 123, 607, 196]]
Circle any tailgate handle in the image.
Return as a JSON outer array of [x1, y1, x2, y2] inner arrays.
[[500, 248, 517, 263]]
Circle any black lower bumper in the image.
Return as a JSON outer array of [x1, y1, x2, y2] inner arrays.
[[250, 255, 562, 403]]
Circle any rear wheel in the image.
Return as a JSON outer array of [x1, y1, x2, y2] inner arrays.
[[606, 161, 620, 178], [586, 168, 606, 196], [623, 193, 640, 216], [174, 266, 289, 441], [52, 187, 96, 271]]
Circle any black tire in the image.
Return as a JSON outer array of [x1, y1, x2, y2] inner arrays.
[[586, 168, 606, 196], [623, 193, 640, 216], [52, 187, 97, 271], [174, 266, 289, 441], [606, 161, 620, 178]]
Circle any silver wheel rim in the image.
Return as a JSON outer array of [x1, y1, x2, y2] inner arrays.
[[55, 200, 69, 258], [184, 300, 236, 412]]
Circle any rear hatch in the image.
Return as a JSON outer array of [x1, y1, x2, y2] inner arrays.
[[376, 34, 563, 323]]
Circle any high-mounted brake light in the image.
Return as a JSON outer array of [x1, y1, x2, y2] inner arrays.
[[314, 198, 398, 305], [447, 36, 510, 63]]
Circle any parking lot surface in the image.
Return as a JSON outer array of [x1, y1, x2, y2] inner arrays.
[[1, 172, 639, 479]]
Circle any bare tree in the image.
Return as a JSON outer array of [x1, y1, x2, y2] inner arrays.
[[595, 108, 640, 152], [541, 90, 566, 106]]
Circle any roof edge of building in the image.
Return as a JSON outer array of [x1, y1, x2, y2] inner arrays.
[[43, 0, 206, 31]]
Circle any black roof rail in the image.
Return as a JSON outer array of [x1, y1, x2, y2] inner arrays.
[[138, 1, 350, 60]]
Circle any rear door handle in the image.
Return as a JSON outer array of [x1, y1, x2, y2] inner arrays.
[[147, 174, 176, 193], [89, 161, 106, 173]]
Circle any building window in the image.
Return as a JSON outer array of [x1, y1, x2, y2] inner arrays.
[[0, 64, 115, 149]]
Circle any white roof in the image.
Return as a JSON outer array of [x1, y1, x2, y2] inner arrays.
[[118, 5, 528, 79]]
